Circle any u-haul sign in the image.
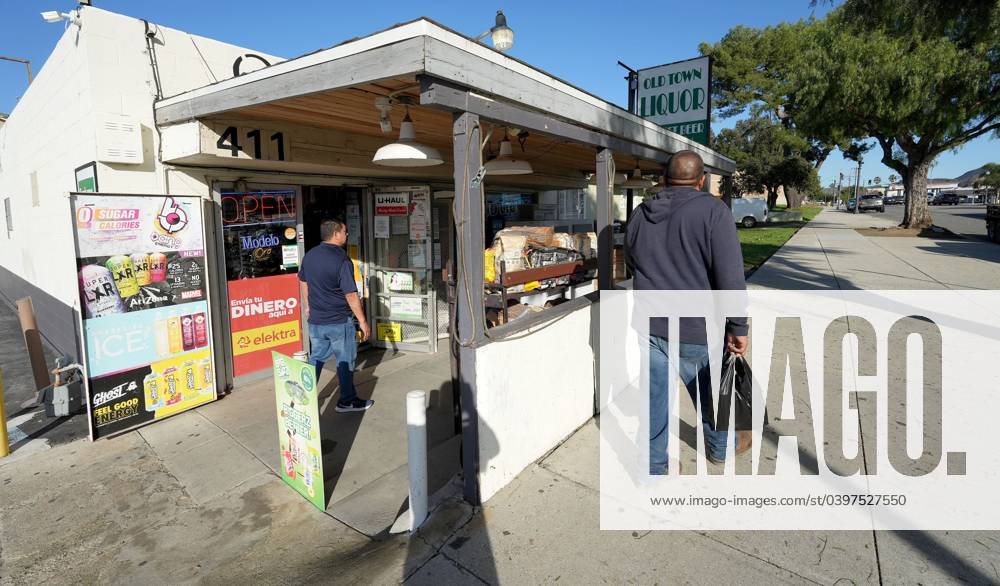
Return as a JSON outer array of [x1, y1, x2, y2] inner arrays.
[[375, 193, 409, 215]]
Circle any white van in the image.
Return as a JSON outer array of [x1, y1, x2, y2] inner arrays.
[[731, 198, 768, 228]]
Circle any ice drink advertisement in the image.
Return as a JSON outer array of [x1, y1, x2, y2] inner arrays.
[[272, 351, 325, 511], [70, 194, 217, 439]]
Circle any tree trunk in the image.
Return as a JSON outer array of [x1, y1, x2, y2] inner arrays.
[[767, 189, 779, 210], [785, 185, 805, 209], [902, 160, 933, 228]]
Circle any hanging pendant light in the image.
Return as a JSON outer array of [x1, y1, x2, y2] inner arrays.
[[622, 167, 655, 189], [372, 108, 443, 167], [484, 137, 533, 175], [588, 172, 628, 185]]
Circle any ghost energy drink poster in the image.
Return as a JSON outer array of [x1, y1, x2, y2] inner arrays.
[[71, 194, 218, 439], [272, 351, 325, 510]]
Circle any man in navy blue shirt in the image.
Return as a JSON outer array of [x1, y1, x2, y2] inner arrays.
[[299, 219, 373, 412]]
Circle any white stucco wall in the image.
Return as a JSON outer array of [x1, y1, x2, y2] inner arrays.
[[475, 304, 597, 501], [0, 6, 279, 322]]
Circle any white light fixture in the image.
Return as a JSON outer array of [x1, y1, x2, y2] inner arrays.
[[588, 172, 628, 185], [485, 138, 533, 175], [477, 10, 515, 52], [372, 109, 443, 167], [40, 10, 80, 25], [622, 167, 656, 189]]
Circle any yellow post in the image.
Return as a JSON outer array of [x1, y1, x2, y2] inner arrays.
[[0, 368, 9, 458]]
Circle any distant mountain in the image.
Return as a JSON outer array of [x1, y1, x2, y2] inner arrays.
[[954, 165, 992, 187]]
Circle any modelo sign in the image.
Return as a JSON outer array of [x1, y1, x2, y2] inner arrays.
[[637, 56, 711, 146]]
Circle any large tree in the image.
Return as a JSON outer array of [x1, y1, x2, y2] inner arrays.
[[703, 1, 1000, 228], [714, 115, 816, 210]]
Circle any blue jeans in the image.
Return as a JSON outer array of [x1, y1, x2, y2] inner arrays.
[[309, 321, 357, 403], [649, 336, 728, 474]]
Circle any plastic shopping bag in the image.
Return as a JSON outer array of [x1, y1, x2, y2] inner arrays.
[[714, 352, 764, 432]]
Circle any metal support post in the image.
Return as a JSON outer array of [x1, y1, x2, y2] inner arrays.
[[596, 148, 614, 289]]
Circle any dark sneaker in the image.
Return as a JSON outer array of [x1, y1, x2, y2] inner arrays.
[[335, 398, 374, 413]]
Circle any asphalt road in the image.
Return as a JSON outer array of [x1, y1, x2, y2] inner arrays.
[[865, 203, 989, 241]]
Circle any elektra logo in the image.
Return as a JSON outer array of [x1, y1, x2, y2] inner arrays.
[[241, 234, 279, 250]]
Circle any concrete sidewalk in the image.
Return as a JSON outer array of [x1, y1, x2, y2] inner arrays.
[[749, 208, 1000, 291]]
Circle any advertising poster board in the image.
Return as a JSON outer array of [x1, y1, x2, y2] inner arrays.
[[71, 194, 217, 439], [636, 56, 711, 145], [272, 351, 325, 510], [229, 274, 302, 376]]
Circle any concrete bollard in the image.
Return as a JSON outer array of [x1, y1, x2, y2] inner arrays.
[[406, 390, 428, 531], [0, 369, 8, 458]]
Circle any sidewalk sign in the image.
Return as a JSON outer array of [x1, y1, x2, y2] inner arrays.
[[272, 351, 325, 510], [70, 194, 218, 440]]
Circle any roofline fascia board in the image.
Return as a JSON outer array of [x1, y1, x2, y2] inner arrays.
[[153, 17, 734, 173], [156, 19, 432, 107], [155, 36, 427, 125], [416, 25, 733, 173]]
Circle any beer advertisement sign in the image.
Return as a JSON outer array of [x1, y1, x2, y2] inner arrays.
[[71, 194, 217, 439]]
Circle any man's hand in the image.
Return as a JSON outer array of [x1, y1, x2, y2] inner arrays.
[[726, 333, 748, 356], [359, 321, 371, 343]]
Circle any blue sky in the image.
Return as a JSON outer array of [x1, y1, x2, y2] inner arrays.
[[1, 0, 995, 185]]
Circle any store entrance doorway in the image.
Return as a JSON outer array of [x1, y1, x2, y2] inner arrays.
[[366, 186, 438, 353]]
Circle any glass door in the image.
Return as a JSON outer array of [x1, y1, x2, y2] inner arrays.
[[366, 186, 437, 353]]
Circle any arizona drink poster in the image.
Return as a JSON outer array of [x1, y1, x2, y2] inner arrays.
[[272, 351, 325, 510], [70, 193, 218, 439]]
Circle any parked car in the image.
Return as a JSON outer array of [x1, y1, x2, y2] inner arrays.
[[857, 194, 885, 212], [929, 192, 944, 205], [939, 193, 962, 205], [885, 194, 904, 205], [731, 197, 768, 228]]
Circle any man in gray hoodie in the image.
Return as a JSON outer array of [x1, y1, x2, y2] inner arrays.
[[625, 150, 749, 474]]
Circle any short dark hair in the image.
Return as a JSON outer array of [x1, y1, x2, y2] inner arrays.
[[319, 218, 346, 241]]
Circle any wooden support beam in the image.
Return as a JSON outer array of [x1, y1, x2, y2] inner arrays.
[[453, 111, 486, 505], [596, 148, 614, 290], [421, 77, 673, 165]]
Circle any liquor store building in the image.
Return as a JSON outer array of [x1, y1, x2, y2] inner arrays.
[[0, 7, 735, 505]]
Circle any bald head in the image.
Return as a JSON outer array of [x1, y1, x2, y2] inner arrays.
[[666, 150, 705, 186]]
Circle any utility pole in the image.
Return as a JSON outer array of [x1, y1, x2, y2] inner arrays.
[[617, 61, 639, 223], [0, 56, 32, 86], [836, 172, 843, 209], [853, 158, 863, 214]]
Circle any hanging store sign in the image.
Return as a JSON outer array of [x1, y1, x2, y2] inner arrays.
[[375, 192, 409, 215], [637, 56, 711, 146], [71, 193, 217, 440], [272, 351, 325, 510]]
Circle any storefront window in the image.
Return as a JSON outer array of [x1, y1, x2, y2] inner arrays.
[[221, 189, 303, 377]]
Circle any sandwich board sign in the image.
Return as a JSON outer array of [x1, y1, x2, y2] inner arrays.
[[273, 351, 325, 510]]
